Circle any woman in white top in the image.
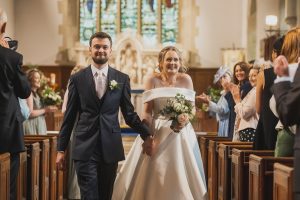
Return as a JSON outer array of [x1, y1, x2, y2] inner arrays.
[[231, 67, 259, 142]]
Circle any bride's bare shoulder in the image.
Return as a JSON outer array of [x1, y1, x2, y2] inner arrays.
[[177, 73, 193, 89], [177, 73, 192, 82]]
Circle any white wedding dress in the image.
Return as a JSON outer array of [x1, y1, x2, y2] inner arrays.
[[112, 87, 207, 200]]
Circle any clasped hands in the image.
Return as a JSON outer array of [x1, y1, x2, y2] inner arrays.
[[142, 135, 156, 156]]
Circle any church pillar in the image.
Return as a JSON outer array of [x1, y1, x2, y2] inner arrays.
[[285, 0, 297, 27]]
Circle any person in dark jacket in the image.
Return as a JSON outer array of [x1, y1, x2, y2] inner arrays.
[[0, 8, 31, 200]]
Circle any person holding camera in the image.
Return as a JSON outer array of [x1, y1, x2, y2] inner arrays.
[[0, 8, 31, 200]]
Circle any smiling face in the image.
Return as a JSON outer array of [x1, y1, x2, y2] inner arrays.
[[160, 50, 180, 75], [234, 65, 246, 82], [249, 68, 259, 87], [89, 37, 112, 66], [30, 71, 41, 89]]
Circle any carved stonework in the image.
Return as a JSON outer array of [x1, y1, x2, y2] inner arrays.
[[112, 34, 158, 89]]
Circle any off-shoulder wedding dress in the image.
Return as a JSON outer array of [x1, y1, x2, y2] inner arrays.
[[112, 87, 207, 200]]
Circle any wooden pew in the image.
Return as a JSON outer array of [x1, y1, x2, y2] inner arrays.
[[231, 149, 274, 200], [273, 163, 294, 200], [25, 137, 50, 200], [24, 141, 40, 200], [17, 151, 27, 200], [207, 139, 250, 200], [24, 135, 58, 200], [0, 153, 10, 200], [48, 133, 64, 200], [45, 110, 64, 131], [217, 143, 253, 200], [197, 135, 229, 182], [249, 155, 293, 200]]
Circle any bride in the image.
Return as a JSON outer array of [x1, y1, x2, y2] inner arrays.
[[112, 46, 207, 200]]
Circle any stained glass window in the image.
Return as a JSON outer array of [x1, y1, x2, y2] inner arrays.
[[141, 0, 157, 45], [121, 0, 138, 32], [161, 0, 178, 45], [79, 0, 98, 45], [79, 0, 179, 45], [100, 0, 117, 40]]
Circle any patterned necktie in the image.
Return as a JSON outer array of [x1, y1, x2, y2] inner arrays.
[[95, 72, 106, 99]]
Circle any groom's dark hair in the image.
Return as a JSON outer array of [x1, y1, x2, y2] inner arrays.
[[89, 31, 112, 47]]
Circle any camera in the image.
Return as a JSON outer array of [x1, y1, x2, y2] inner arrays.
[[4, 37, 18, 51]]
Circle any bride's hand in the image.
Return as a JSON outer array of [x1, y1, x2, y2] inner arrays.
[[142, 135, 156, 156]]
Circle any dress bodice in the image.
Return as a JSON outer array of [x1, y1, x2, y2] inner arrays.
[[143, 87, 195, 117]]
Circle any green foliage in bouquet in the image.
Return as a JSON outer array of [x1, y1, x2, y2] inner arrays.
[[40, 85, 62, 106]]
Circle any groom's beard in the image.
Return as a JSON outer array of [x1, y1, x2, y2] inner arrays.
[[92, 57, 108, 64]]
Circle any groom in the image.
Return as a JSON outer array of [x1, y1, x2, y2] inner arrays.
[[56, 32, 153, 200]]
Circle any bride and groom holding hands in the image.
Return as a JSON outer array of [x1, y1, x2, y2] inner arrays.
[[56, 32, 207, 200]]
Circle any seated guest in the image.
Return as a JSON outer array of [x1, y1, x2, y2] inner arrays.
[[23, 68, 57, 135], [197, 66, 235, 138]]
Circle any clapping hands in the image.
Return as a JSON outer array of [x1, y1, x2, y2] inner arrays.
[[229, 83, 241, 103], [273, 55, 289, 77], [196, 93, 211, 103]]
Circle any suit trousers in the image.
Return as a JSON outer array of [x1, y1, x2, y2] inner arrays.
[[74, 137, 118, 200], [10, 153, 20, 200]]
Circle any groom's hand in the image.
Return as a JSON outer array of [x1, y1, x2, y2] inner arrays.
[[56, 152, 66, 171], [142, 136, 155, 156]]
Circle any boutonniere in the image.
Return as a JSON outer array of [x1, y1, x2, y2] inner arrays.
[[109, 80, 119, 90]]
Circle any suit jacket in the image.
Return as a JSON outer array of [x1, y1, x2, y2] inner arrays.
[[272, 63, 300, 149], [0, 46, 31, 153], [57, 66, 150, 163]]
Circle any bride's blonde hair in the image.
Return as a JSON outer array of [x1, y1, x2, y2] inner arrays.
[[157, 46, 187, 73]]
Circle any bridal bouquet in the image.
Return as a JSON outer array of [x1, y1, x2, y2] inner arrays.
[[160, 93, 194, 132], [40, 85, 62, 106]]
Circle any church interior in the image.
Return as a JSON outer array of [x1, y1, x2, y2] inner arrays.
[[1, 0, 300, 199]]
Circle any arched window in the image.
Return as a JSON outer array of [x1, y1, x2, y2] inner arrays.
[[79, 0, 179, 46]]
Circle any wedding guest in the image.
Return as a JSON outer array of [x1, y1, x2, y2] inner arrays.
[[23, 68, 57, 135], [272, 26, 300, 200], [197, 66, 235, 138], [231, 61, 252, 141], [254, 36, 284, 150], [270, 28, 300, 158], [231, 67, 259, 142], [0, 8, 31, 200]]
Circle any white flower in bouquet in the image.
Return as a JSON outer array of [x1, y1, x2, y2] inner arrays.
[[160, 93, 194, 133], [40, 85, 62, 106]]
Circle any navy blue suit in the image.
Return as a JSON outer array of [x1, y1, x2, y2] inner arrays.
[[57, 66, 150, 199]]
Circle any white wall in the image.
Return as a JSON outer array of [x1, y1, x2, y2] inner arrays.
[[15, 0, 63, 65], [1, 0, 15, 38], [256, 0, 280, 59], [195, 0, 247, 68]]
